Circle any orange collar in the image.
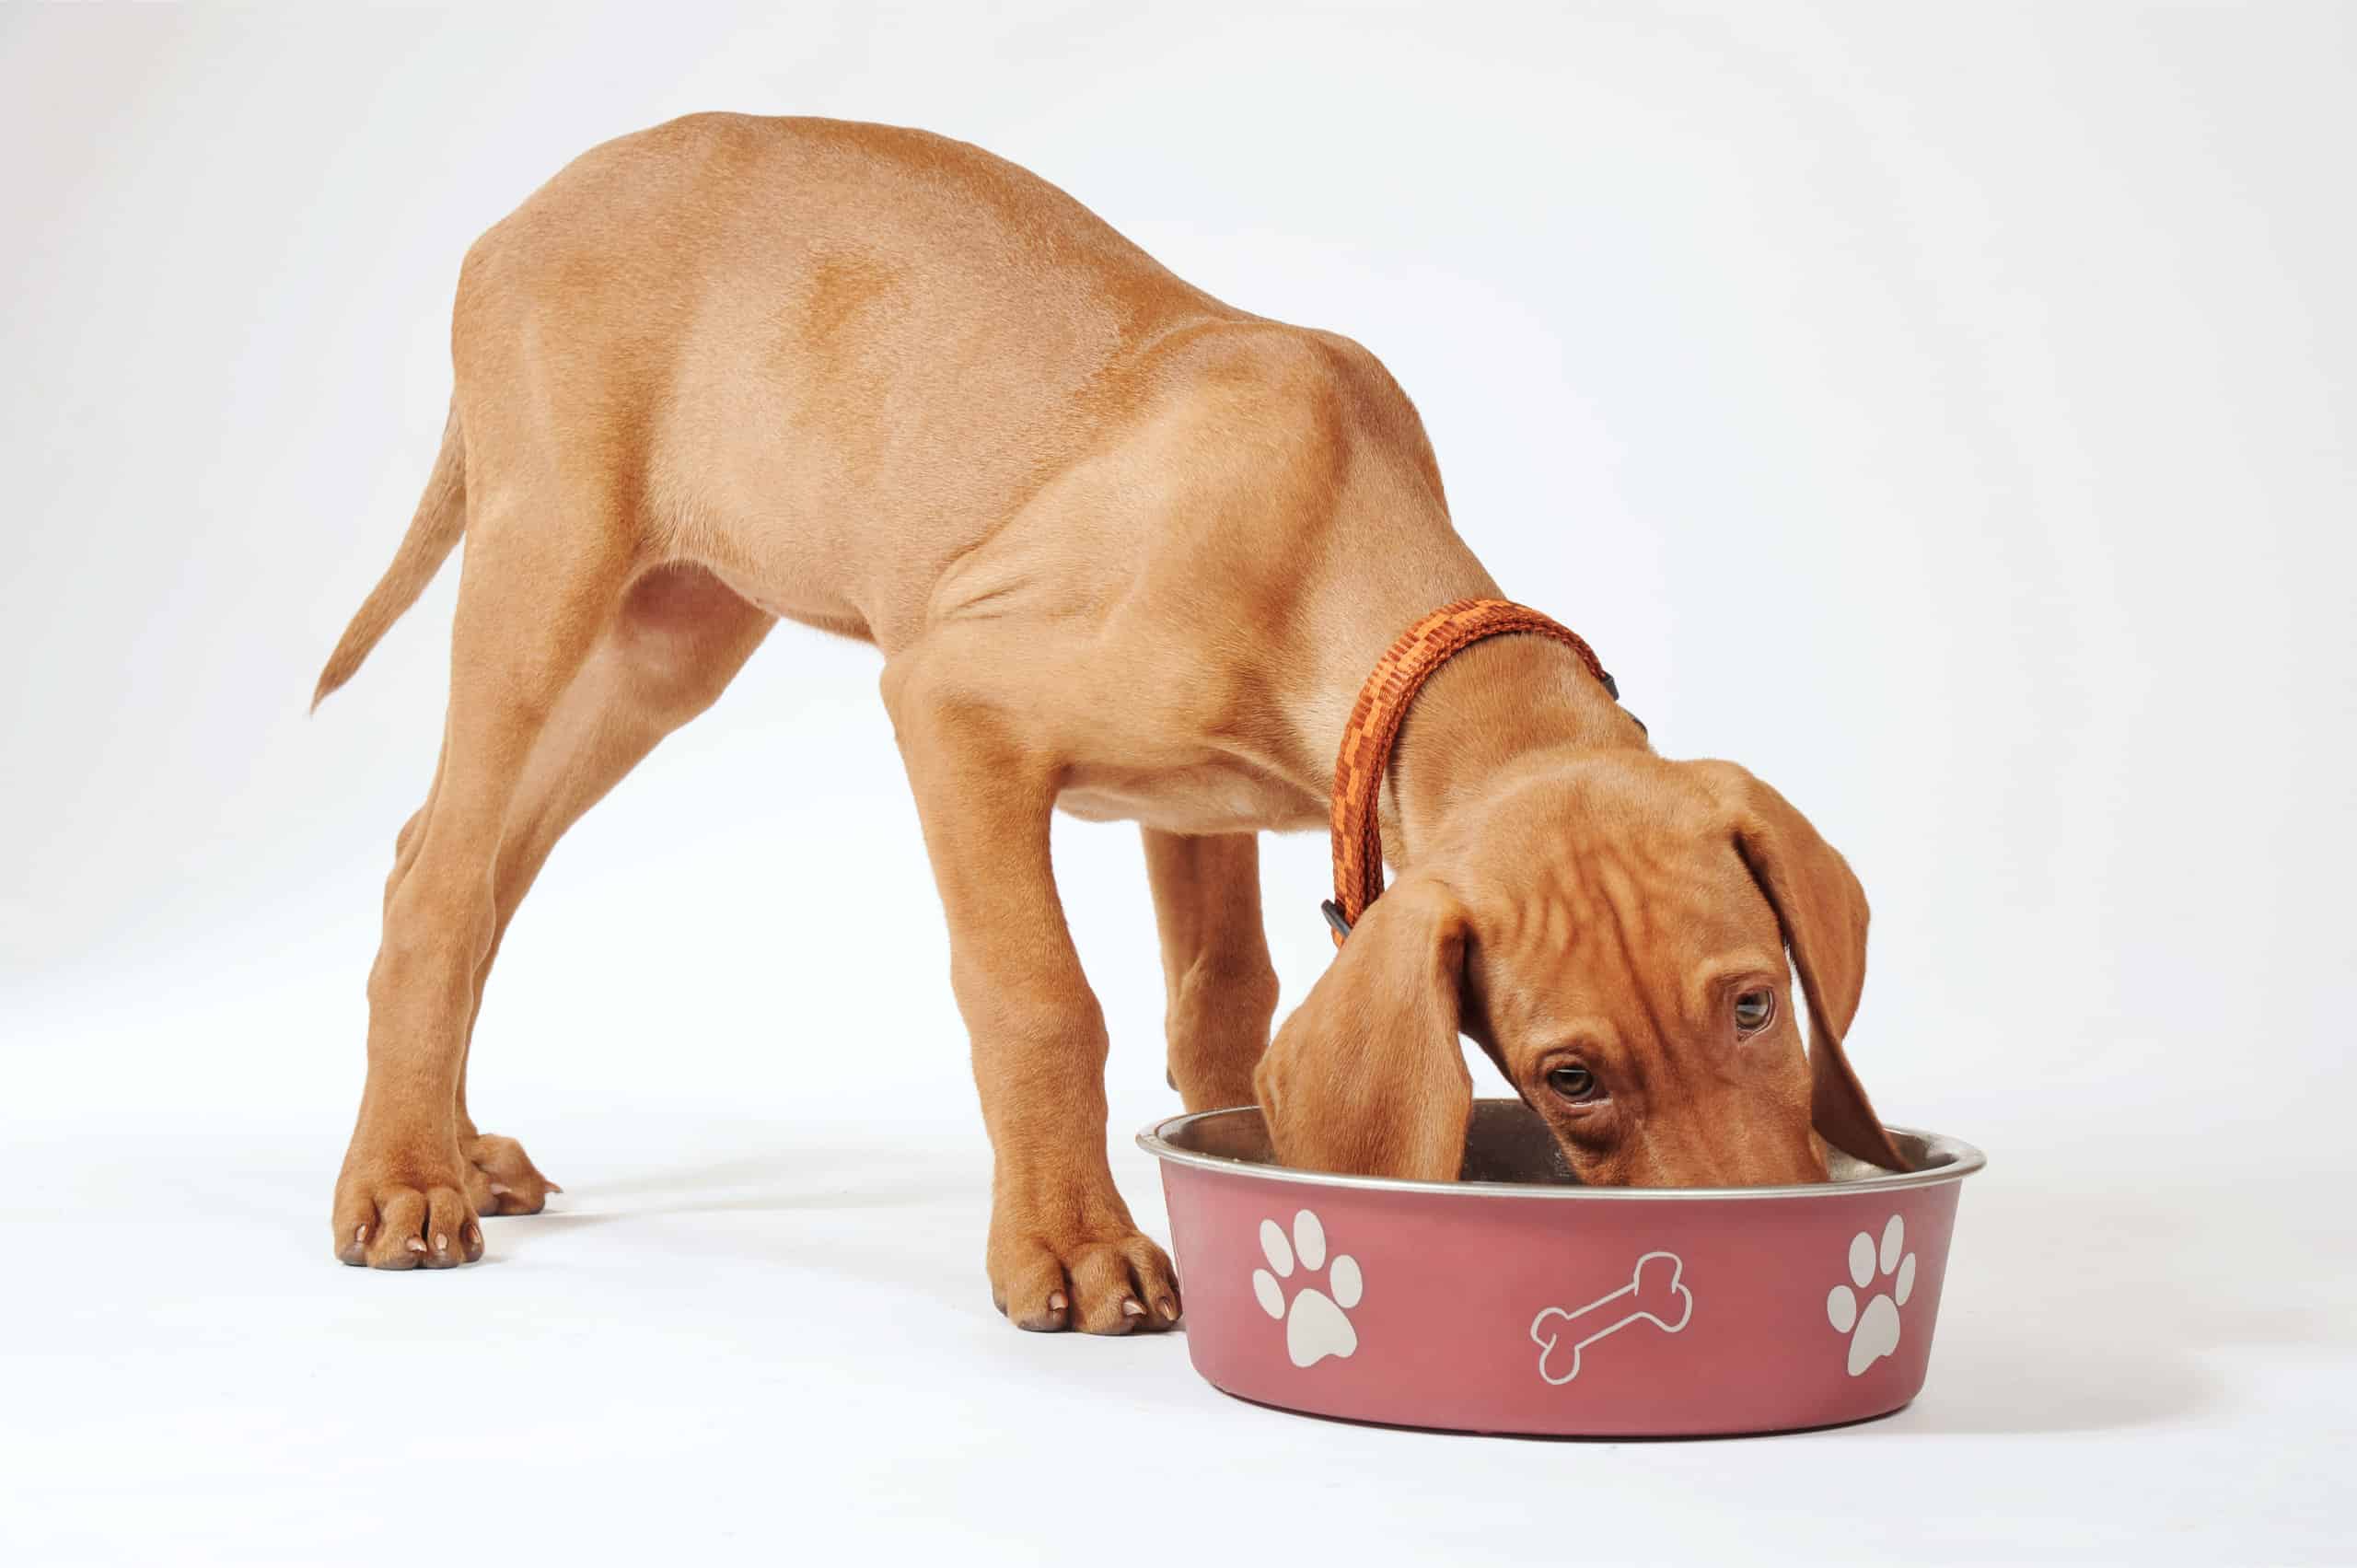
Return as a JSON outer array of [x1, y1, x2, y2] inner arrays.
[[1323, 598, 1626, 947]]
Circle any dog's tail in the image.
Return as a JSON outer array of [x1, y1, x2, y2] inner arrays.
[[311, 402, 467, 711]]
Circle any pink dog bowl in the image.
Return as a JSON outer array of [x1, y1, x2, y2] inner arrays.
[[1141, 1101, 1984, 1436]]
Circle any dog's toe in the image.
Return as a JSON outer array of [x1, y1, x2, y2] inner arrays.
[[993, 1242, 1074, 1331], [463, 1132, 560, 1216], [359, 1187, 432, 1269]]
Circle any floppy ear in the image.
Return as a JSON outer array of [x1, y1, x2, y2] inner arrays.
[[1254, 875, 1473, 1180], [1706, 765, 1912, 1172]]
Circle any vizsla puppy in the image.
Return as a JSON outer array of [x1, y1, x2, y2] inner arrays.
[[316, 114, 1905, 1332]]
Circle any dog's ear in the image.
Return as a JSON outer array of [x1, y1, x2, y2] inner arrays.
[[1255, 874, 1473, 1181], [1702, 764, 1912, 1171]]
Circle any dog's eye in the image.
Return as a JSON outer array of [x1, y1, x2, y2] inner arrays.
[[1735, 990, 1775, 1033], [1547, 1063, 1599, 1101]]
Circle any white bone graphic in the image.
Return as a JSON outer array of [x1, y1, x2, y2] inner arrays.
[[1529, 1251, 1695, 1385]]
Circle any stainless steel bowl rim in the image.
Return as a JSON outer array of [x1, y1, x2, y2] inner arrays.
[[1137, 1105, 1986, 1201]]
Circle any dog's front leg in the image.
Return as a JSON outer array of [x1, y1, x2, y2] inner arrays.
[[1143, 829, 1279, 1112], [886, 654, 1180, 1333]]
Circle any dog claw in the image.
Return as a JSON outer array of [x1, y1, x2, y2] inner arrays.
[[1048, 1291, 1067, 1313], [1121, 1298, 1145, 1318], [1156, 1298, 1178, 1321], [406, 1237, 427, 1254]]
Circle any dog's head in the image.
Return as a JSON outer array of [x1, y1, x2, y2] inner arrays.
[[1254, 752, 1905, 1186]]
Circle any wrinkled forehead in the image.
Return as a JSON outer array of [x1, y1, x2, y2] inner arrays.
[[1457, 774, 1783, 1038]]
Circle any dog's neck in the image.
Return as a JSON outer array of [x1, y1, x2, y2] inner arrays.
[[1273, 520, 1646, 872], [1377, 632, 1645, 870]]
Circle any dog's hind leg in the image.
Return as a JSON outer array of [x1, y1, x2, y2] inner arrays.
[[331, 467, 640, 1269], [450, 564, 774, 1216], [1142, 830, 1279, 1112]]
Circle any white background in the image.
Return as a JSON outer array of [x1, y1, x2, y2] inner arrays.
[[4, 3, 2352, 1562]]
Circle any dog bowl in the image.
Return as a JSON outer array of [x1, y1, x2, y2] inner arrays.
[[1140, 1100, 1984, 1436]]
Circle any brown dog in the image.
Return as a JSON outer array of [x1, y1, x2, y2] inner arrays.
[[315, 114, 1902, 1333]]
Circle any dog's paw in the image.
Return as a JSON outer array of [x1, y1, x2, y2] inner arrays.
[[332, 1154, 485, 1270], [462, 1132, 562, 1217], [988, 1224, 1181, 1335]]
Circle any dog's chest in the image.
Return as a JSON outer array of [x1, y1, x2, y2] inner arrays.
[[1057, 757, 1322, 837]]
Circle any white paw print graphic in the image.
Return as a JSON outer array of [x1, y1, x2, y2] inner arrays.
[[1250, 1209, 1364, 1367], [1826, 1214, 1917, 1376]]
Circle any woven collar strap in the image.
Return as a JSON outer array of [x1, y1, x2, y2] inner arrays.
[[1323, 598, 1619, 947]]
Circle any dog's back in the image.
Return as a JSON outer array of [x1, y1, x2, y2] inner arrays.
[[329, 114, 1460, 749], [437, 116, 1252, 643]]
